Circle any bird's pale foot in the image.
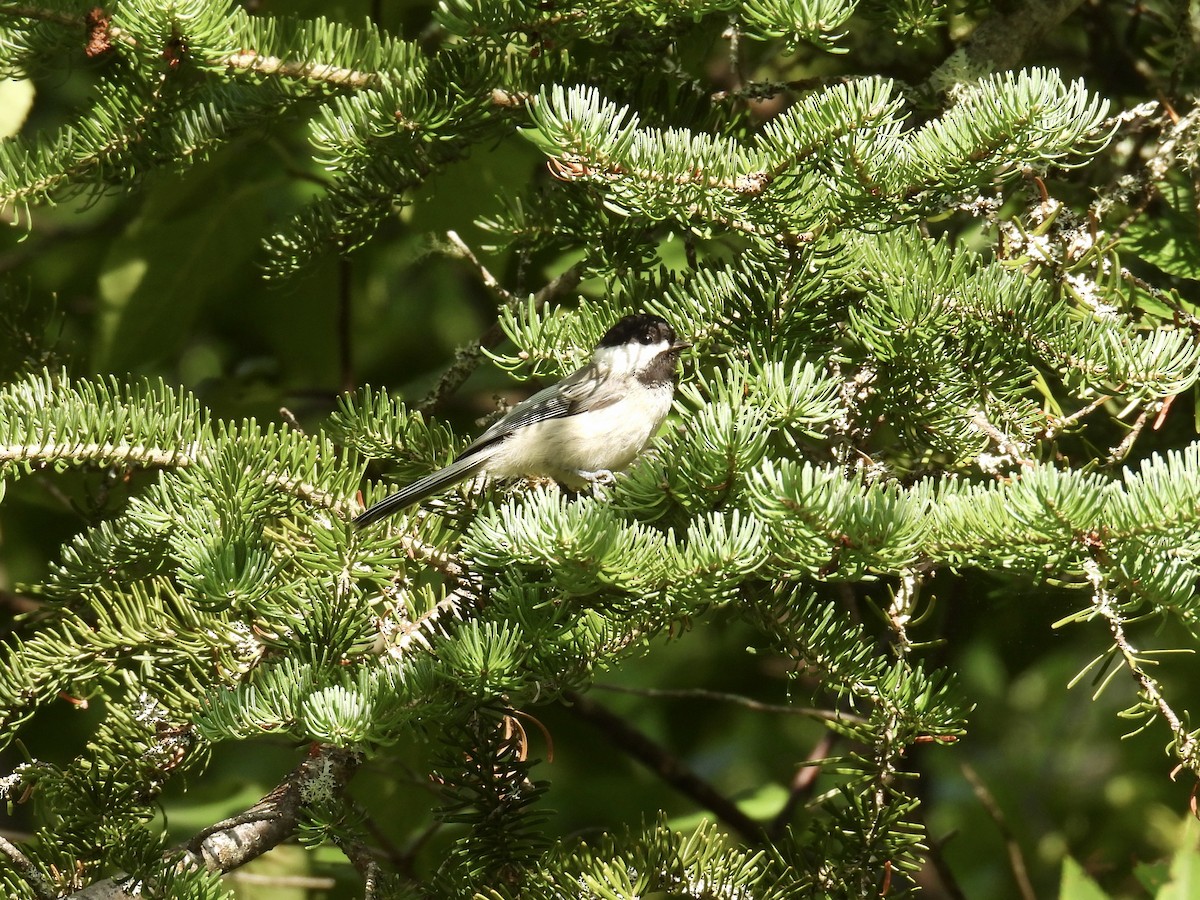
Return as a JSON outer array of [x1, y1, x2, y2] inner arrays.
[[577, 469, 616, 486]]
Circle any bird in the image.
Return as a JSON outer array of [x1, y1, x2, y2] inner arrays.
[[354, 313, 689, 527]]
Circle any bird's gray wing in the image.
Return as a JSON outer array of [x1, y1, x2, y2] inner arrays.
[[457, 362, 622, 460], [355, 364, 619, 526], [353, 453, 488, 527]]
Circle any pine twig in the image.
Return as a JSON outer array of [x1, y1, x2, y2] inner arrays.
[[396, 529, 469, 582], [1, 4, 382, 88], [0, 441, 199, 469], [224, 51, 380, 89]]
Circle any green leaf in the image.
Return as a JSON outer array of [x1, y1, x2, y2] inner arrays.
[[1124, 176, 1200, 281], [1136, 859, 1171, 895], [1059, 856, 1112, 900], [1157, 818, 1200, 900]]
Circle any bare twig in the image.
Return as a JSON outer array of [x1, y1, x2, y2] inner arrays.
[[413, 230, 521, 416], [723, 16, 743, 94], [1105, 403, 1155, 466], [446, 231, 516, 305], [1107, 104, 1200, 240], [278, 407, 306, 433], [0, 835, 56, 900], [392, 819, 443, 880], [416, 321, 505, 415], [532, 262, 586, 307], [70, 745, 361, 898], [330, 831, 384, 897], [417, 246, 583, 414], [357, 804, 413, 872], [591, 684, 866, 725], [711, 75, 857, 104], [185, 746, 360, 866], [922, 832, 969, 900], [767, 731, 836, 841], [0, 590, 42, 616], [560, 690, 763, 842], [960, 762, 1036, 900], [1121, 268, 1200, 333], [0, 4, 78, 28], [1048, 393, 1112, 435]]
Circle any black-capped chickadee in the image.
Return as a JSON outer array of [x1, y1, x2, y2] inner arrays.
[[354, 314, 690, 527]]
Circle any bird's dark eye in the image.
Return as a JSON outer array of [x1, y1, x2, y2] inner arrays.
[[639, 331, 654, 344]]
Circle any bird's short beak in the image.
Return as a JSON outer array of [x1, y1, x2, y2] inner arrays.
[[671, 340, 692, 352]]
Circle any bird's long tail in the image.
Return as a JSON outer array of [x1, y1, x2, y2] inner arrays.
[[354, 455, 487, 528]]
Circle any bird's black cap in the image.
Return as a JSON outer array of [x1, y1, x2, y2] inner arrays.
[[597, 314, 678, 349]]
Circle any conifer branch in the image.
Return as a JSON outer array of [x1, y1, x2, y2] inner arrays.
[[261, 470, 345, 511], [385, 590, 469, 656], [0, 4, 381, 88], [0, 835, 55, 900], [70, 745, 361, 899], [3, 0, 1198, 892], [1087, 563, 1200, 778], [397, 529, 469, 583], [0, 87, 158, 212], [223, 50, 380, 88], [0, 440, 199, 469]]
